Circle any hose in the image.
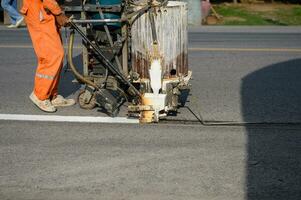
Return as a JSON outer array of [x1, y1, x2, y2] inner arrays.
[[68, 30, 100, 90]]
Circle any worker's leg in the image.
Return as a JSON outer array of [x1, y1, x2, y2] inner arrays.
[[25, 13, 64, 100], [30, 21, 74, 106], [33, 29, 64, 100], [49, 63, 76, 107], [24, 3, 74, 108], [1, 0, 23, 24], [49, 63, 62, 99]]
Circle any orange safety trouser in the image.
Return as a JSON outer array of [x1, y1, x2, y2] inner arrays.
[[21, 0, 64, 100]]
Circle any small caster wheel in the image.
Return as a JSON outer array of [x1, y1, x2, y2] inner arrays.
[[77, 90, 96, 110]]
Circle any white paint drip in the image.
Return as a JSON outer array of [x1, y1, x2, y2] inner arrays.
[[149, 59, 162, 95]]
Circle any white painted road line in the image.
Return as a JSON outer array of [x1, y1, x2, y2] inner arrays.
[[0, 114, 139, 124]]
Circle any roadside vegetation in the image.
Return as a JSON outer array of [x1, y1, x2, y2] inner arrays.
[[212, 3, 301, 25]]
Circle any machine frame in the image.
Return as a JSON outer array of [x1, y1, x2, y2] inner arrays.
[[63, 0, 191, 122]]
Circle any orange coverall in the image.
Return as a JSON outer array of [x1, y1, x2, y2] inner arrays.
[[20, 0, 64, 100]]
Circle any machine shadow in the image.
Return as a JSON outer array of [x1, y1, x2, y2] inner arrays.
[[241, 58, 301, 200], [58, 54, 82, 98], [179, 88, 190, 107]]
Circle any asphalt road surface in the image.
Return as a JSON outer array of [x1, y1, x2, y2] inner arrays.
[[0, 26, 301, 200]]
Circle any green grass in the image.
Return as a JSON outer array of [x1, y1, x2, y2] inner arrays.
[[215, 6, 274, 25], [214, 4, 301, 26], [274, 6, 301, 25]]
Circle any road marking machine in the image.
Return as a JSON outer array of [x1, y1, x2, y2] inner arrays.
[[63, 0, 192, 123]]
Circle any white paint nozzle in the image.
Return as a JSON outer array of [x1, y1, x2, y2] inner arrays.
[[149, 59, 162, 95]]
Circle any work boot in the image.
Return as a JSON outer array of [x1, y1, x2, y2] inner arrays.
[[6, 24, 16, 28], [15, 17, 24, 28], [51, 95, 75, 107], [29, 92, 57, 113], [6, 17, 24, 29]]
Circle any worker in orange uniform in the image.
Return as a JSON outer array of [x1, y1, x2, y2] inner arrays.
[[20, 0, 75, 112]]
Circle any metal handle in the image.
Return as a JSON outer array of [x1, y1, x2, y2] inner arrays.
[[71, 19, 122, 24]]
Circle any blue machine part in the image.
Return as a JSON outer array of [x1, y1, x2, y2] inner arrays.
[[89, 0, 121, 29]]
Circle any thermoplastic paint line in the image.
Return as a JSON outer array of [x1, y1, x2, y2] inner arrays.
[[0, 114, 139, 124]]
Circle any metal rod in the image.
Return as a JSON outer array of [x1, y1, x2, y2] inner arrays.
[[69, 21, 142, 98], [149, 9, 158, 44], [121, 24, 128, 76], [96, 2, 123, 72], [72, 19, 122, 24]]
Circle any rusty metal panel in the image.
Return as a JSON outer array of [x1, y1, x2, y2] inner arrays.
[[131, 1, 188, 79]]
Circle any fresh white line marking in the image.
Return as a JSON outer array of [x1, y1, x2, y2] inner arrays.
[[0, 114, 139, 124]]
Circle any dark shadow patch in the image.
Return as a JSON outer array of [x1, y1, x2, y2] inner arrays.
[[241, 58, 301, 200], [58, 54, 82, 98], [179, 89, 191, 107], [0, 10, 3, 23], [263, 18, 288, 26]]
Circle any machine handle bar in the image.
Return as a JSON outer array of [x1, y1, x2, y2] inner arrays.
[[71, 19, 123, 24], [69, 21, 142, 100]]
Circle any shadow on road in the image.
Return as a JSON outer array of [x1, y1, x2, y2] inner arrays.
[[241, 58, 301, 200], [58, 54, 82, 98]]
